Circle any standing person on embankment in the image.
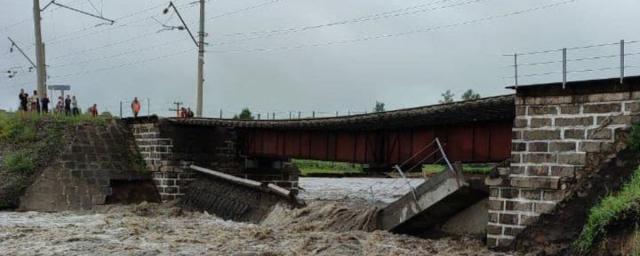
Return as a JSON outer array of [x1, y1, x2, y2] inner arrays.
[[18, 89, 28, 113], [131, 97, 141, 118], [64, 95, 72, 116], [41, 96, 49, 113], [71, 96, 79, 116]]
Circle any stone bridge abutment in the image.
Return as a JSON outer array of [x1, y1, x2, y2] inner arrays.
[[487, 77, 640, 249]]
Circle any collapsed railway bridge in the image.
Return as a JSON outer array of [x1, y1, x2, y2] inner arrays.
[[124, 76, 640, 252], [125, 94, 515, 239]]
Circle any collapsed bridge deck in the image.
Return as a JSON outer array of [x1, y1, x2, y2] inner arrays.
[[169, 94, 515, 168]]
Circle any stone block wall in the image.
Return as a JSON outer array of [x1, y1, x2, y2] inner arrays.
[[487, 88, 640, 248], [21, 120, 156, 211], [128, 118, 299, 202], [130, 122, 194, 201]]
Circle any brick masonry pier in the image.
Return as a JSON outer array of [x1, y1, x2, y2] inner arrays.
[[486, 77, 640, 248], [126, 117, 299, 202]]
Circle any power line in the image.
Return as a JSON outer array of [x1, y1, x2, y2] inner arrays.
[[206, 0, 285, 22], [49, 47, 191, 79], [45, 0, 193, 44], [48, 38, 189, 69], [44, 0, 275, 60], [207, 0, 580, 54], [208, 0, 486, 47], [0, 0, 86, 33]]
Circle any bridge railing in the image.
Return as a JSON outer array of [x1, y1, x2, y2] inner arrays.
[[358, 137, 458, 204], [504, 39, 640, 87]]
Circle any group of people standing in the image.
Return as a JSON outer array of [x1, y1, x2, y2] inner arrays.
[[18, 89, 152, 119], [179, 107, 194, 118], [18, 89, 93, 116]]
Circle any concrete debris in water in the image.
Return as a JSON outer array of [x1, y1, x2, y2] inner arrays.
[[0, 202, 493, 255]]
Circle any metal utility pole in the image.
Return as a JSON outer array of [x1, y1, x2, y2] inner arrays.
[[164, 1, 205, 117], [32, 0, 114, 98], [33, 0, 47, 98], [196, 0, 205, 117]]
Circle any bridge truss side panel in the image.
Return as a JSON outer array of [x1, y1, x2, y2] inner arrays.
[[239, 120, 512, 166]]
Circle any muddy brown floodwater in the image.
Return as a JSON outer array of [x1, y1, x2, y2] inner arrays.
[[0, 177, 501, 255], [0, 201, 497, 256]]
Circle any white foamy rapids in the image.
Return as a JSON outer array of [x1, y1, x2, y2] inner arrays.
[[298, 177, 425, 204], [0, 203, 494, 256]]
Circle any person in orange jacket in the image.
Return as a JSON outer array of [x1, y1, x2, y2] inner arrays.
[[131, 97, 141, 118]]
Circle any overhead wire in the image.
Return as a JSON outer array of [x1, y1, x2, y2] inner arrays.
[[207, 0, 488, 47], [49, 38, 190, 69], [207, 0, 580, 54], [49, 47, 192, 79], [217, 0, 463, 38]]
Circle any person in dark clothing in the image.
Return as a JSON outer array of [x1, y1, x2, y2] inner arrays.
[[41, 96, 50, 113], [18, 89, 28, 111], [33, 90, 40, 113], [64, 95, 72, 116], [187, 108, 194, 118]]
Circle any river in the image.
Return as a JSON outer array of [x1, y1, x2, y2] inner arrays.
[[0, 178, 496, 255]]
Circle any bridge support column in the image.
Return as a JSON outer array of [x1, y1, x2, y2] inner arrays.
[[130, 120, 195, 201], [487, 81, 640, 250], [127, 117, 300, 201]]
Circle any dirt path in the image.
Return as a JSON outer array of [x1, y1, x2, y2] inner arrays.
[[0, 202, 495, 256]]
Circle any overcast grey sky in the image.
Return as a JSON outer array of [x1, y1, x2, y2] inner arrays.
[[0, 0, 639, 117]]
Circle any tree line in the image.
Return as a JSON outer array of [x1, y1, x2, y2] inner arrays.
[[230, 89, 481, 120]]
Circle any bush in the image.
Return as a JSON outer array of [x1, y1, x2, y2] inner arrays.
[[574, 168, 640, 254], [3, 151, 35, 174]]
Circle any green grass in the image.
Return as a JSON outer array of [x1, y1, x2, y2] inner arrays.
[[0, 112, 107, 143], [0, 112, 111, 209], [3, 150, 35, 174], [292, 159, 364, 176], [422, 163, 494, 175], [292, 159, 495, 176], [574, 168, 640, 254]]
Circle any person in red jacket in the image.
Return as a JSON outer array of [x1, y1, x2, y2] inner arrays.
[[131, 97, 141, 118], [89, 104, 98, 117]]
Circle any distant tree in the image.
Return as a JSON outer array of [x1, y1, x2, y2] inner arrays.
[[461, 89, 481, 101], [233, 108, 254, 120], [439, 90, 455, 104], [374, 101, 385, 113]]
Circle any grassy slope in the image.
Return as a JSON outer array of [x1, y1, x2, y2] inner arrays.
[[574, 168, 640, 254], [0, 112, 108, 209]]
